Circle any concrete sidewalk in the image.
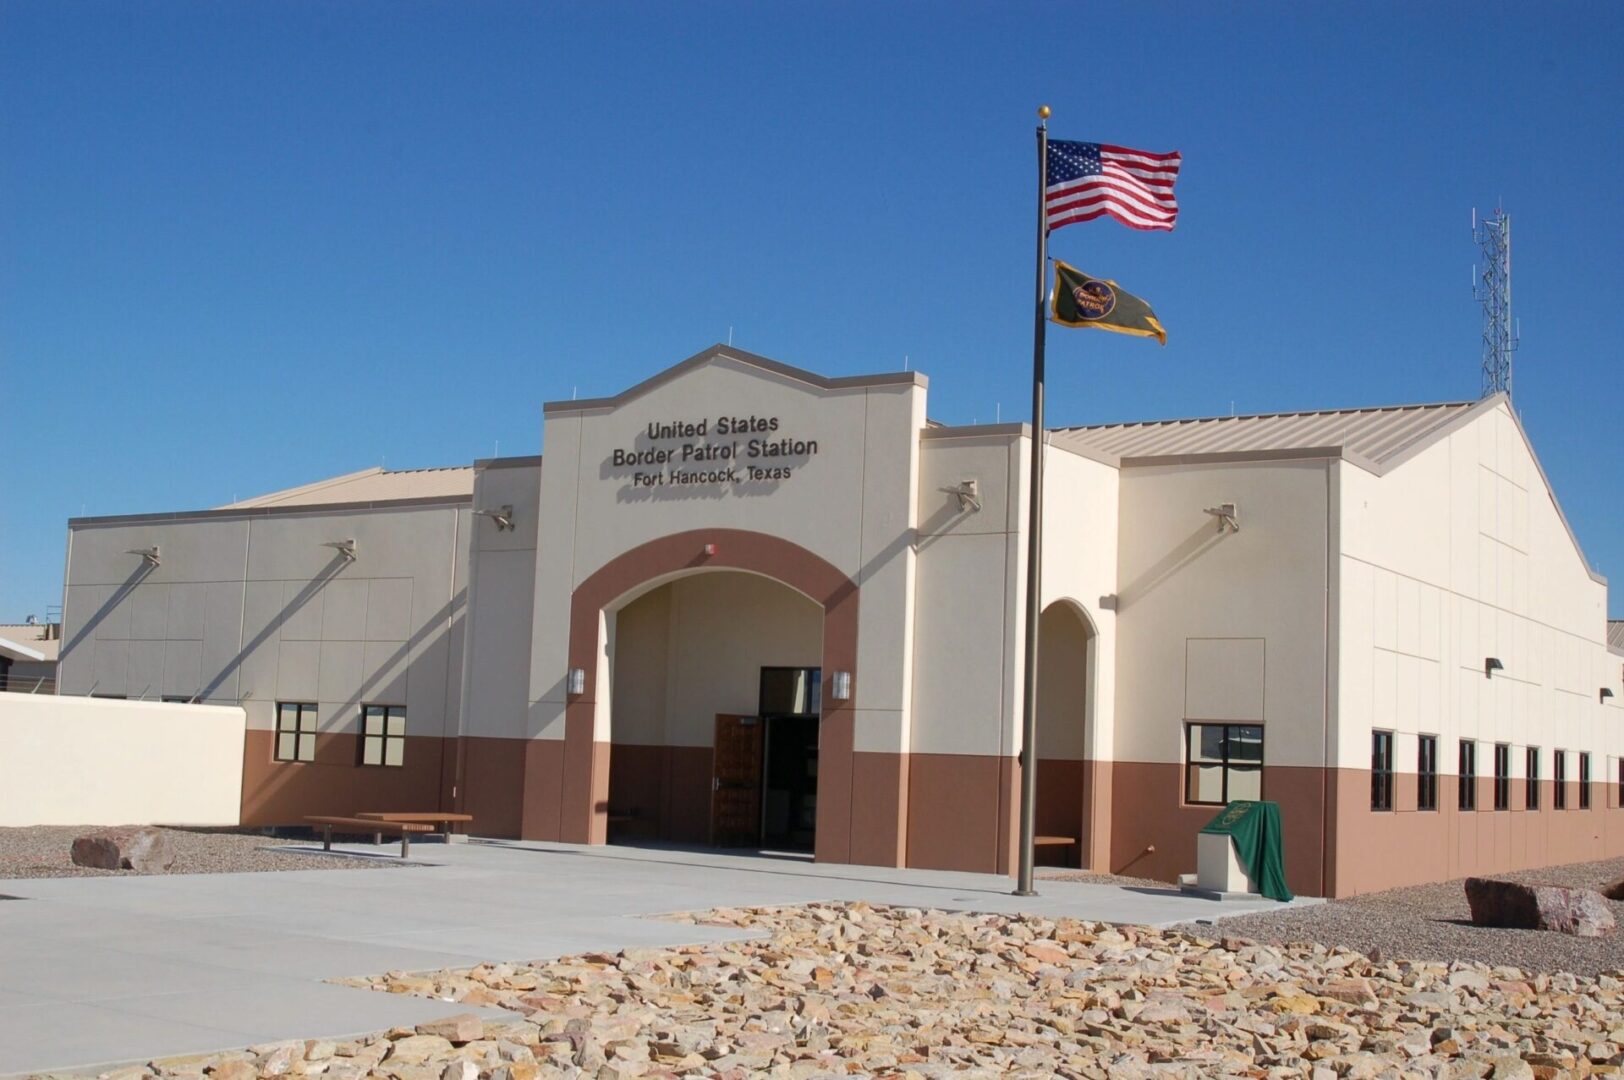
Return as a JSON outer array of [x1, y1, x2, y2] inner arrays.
[[0, 838, 1305, 1075]]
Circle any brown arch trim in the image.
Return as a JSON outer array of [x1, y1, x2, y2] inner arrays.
[[550, 528, 862, 863]]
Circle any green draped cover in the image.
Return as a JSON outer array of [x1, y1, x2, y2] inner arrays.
[[1198, 800, 1293, 902]]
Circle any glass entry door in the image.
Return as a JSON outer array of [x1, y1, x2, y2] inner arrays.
[[759, 666, 820, 851]]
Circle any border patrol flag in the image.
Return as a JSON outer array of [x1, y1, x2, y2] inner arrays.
[[1050, 260, 1167, 345]]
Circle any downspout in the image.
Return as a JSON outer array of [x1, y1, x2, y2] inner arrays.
[[1320, 458, 1338, 898]]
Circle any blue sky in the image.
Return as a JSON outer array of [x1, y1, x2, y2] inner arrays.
[[3, 3, 1621, 619]]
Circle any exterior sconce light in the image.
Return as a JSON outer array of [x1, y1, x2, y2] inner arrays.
[[1484, 657, 1504, 678], [322, 539, 358, 562], [475, 504, 515, 531], [1203, 503, 1240, 533], [951, 480, 982, 513], [1603, 687, 1616, 704], [703, 543, 718, 557], [831, 671, 852, 701], [125, 546, 161, 568], [566, 667, 587, 696]]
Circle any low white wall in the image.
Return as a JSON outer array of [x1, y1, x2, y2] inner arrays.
[[0, 693, 246, 827]]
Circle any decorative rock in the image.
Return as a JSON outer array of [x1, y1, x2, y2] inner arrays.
[[439, 1061, 477, 1080], [1319, 977, 1378, 1007], [1488, 1056, 1537, 1079], [386, 1035, 455, 1064], [205, 1061, 255, 1080], [105, 898, 1624, 1080], [488, 1066, 539, 1080], [70, 826, 176, 873], [414, 1014, 483, 1044], [1464, 877, 1616, 936], [251, 1042, 300, 1077]]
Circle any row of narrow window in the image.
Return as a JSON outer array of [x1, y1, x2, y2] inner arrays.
[[274, 701, 406, 767], [1372, 732, 1595, 812]]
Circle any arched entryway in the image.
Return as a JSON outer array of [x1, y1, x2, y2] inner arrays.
[[1034, 599, 1097, 867], [557, 529, 869, 864], [605, 570, 824, 851]]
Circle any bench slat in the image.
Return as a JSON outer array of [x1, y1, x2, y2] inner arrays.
[[355, 812, 474, 823], [305, 816, 433, 832]]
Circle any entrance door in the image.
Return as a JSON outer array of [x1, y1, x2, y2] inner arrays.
[[759, 666, 821, 852], [711, 714, 763, 846], [761, 716, 818, 850]]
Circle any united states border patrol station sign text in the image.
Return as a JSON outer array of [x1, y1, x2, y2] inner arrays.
[[611, 415, 820, 488]]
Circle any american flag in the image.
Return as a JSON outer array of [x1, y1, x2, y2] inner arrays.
[[1045, 140, 1181, 233]]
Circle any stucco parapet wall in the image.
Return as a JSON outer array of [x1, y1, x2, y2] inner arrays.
[[473, 455, 543, 471], [542, 344, 926, 416], [68, 493, 472, 528]]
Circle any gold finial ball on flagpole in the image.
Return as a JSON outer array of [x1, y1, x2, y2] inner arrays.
[[1038, 105, 1051, 119]]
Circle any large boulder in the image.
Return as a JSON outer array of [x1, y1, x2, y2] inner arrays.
[[1464, 876, 1615, 936], [70, 826, 176, 873]]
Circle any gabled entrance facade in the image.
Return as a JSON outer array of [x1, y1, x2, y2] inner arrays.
[[514, 348, 931, 867]]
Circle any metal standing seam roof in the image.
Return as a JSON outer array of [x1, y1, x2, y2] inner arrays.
[[1048, 396, 1496, 474], [217, 466, 475, 509]]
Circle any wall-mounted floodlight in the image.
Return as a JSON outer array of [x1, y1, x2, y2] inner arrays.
[[950, 480, 982, 513], [831, 671, 853, 701], [566, 667, 587, 696], [322, 539, 358, 562], [1485, 657, 1504, 678], [475, 504, 515, 531], [125, 546, 161, 568], [1203, 502, 1240, 533], [1603, 687, 1616, 704]]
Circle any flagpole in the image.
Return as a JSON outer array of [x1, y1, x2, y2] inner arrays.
[[1014, 105, 1051, 897]]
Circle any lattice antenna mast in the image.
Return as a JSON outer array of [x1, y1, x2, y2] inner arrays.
[[1473, 205, 1518, 398]]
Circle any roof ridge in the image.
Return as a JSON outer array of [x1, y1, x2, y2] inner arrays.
[[1052, 396, 1479, 434]]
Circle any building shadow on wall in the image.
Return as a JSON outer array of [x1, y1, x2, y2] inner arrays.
[[234, 582, 467, 820], [58, 561, 157, 670], [198, 554, 354, 701], [1114, 523, 1229, 611]]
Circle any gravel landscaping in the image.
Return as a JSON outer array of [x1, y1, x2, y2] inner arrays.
[[0, 826, 400, 879], [73, 900, 1624, 1079], [1174, 856, 1624, 978]]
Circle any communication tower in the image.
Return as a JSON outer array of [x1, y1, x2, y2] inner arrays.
[[1473, 206, 1518, 398]]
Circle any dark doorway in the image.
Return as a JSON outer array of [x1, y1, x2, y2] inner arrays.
[[759, 667, 820, 852]]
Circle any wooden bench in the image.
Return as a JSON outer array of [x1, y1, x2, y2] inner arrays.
[[1034, 835, 1078, 867], [306, 816, 434, 857], [356, 812, 475, 844]]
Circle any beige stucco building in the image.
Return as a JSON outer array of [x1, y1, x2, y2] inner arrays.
[[56, 346, 1624, 896]]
